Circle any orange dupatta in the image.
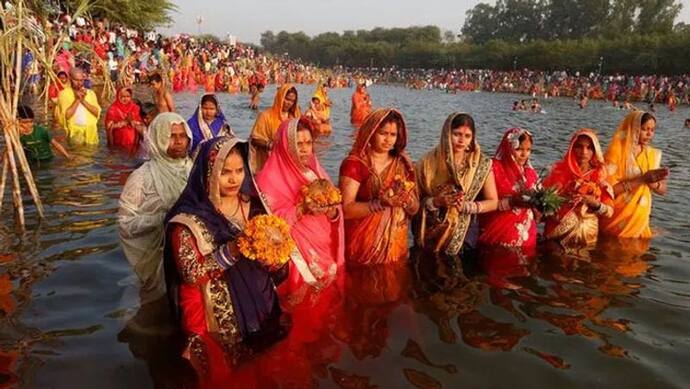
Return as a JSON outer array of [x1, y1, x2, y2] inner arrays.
[[250, 84, 301, 171]]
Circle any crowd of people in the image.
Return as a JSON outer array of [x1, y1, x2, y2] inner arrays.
[[105, 78, 666, 386], [356, 67, 690, 109]]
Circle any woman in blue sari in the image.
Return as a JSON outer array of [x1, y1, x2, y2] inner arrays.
[[164, 136, 286, 387], [187, 94, 234, 153]]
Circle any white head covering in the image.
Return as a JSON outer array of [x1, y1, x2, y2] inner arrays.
[[146, 112, 193, 205]]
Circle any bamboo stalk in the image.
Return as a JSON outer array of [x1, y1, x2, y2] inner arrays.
[[4, 127, 25, 229], [0, 151, 7, 212], [7, 120, 44, 218]]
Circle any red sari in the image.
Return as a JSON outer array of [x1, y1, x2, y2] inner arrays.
[[104, 88, 142, 154], [339, 109, 418, 265], [479, 128, 538, 248]]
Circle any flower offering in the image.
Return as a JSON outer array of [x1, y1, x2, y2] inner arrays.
[[521, 185, 565, 216], [237, 214, 295, 268], [381, 174, 415, 203], [299, 179, 342, 209]]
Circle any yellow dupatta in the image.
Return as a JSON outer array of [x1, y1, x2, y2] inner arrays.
[[312, 84, 331, 119], [415, 112, 492, 255], [601, 111, 662, 238]]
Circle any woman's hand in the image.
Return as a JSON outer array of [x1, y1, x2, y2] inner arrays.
[[572, 193, 599, 209], [642, 167, 669, 184], [433, 186, 462, 208]]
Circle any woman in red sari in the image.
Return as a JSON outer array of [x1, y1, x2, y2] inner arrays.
[[105, 87, 144, 154], [543, 129, 614, 247], [339, 108, 419, 265], [479, 127, 539, 249]]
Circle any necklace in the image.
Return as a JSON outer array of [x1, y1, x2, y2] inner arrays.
[[223, 197, 248, 225], [454, 153, 470, 177]]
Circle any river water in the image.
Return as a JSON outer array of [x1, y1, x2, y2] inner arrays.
[[1, 85, 689, 388]]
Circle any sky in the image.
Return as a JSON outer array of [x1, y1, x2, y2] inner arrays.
[[162, 0, 690, 44]]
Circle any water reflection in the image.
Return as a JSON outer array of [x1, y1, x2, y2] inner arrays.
[[336, 264, 410, 360]]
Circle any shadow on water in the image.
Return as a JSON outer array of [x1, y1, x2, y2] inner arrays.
[[0, 85, 689, 387]]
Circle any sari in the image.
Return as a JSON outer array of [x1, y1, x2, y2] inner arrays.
[[350, 84, 371, 130], [255, 119, 344, 295], [105, 87, 142, 154], [312, 84, 331, 119], [601, 111, 662, 238], [118, 113, 193, 304], [415, 112, 492, 256], [339, 108, 418, 265], [478, 128, 538, 248], [186, 94, 234, 153], [250, 84, 301, 171], [543, 129, 614, 247], [164, 137, 286, 388]]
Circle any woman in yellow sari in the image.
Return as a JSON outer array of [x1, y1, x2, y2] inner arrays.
[[414, 113, 498, 256], [339, 108, 419, 265], [249, 84, 301, 172], [601, 111, 669, 238]]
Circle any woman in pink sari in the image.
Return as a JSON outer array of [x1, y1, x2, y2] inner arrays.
[[256, 117, 345, 297]]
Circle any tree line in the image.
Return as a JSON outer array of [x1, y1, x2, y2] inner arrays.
[[259, 0, 690, 75]]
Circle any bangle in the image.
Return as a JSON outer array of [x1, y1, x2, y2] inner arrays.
[[622, 181, 631, 193], [498, 198, 511, 211]]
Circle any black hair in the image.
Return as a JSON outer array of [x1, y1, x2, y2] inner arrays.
[[148, 73, 162, 84], [17, 105, 34, 120], [140, 102, 157, 117], [641, 112, 656, 126], [450, 113, 477, 152], [518, 132, 532, 144], [200, 94, 219, 108]]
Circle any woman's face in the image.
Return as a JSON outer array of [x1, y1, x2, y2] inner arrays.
[[282, 91, 297, 113], [639, 118, 656, 146], [572, 135, 594, 167], [119, 89, 132, 104], [371, 121, 398, 153], [295, 129, 313, 165], [219, 152, 245, 198], [451, 125, 473, 153], [201, 100, 218, 122], [512, 138, 532, 166], [166, 123, 190, 159]]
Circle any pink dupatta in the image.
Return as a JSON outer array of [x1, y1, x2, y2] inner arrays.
[[256, 119, 345, 294]]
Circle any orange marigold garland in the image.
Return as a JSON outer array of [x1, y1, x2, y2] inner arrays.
[[299, 179, 342, 209], [237, 215, 295, 269]]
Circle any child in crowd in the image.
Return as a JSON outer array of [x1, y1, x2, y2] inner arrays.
[[17, 105, 71, 163]]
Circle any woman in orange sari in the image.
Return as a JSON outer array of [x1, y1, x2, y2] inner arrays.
[[249, 84, 300, 172], [339, 108, 419, 265], [601, 111, 668, 238], [543, 129, 614, 247], [350, 82, 372, 130]]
